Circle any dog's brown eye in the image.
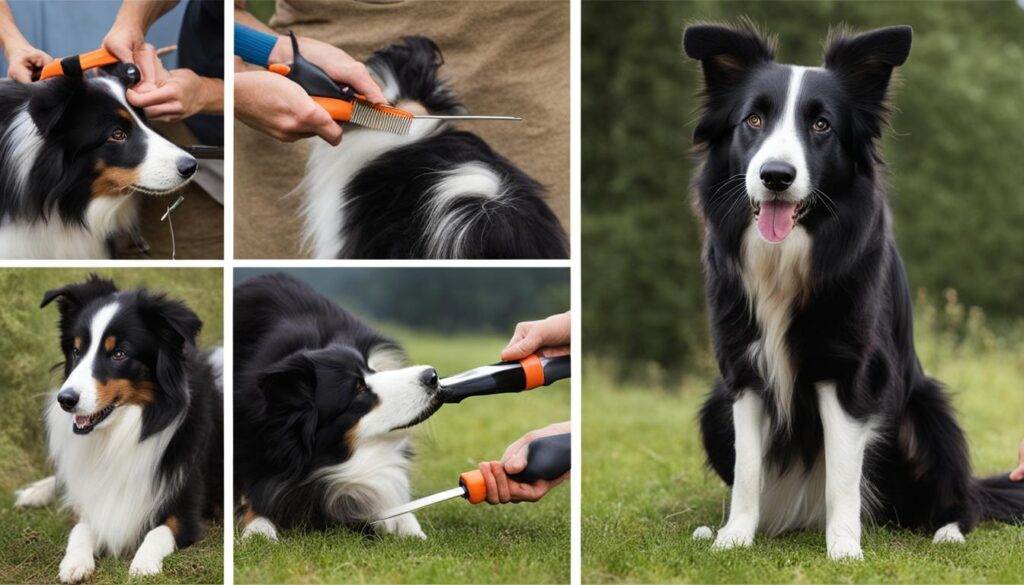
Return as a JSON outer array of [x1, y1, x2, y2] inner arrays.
[[745, 114, 763, 129], [71, 347, 80, 359], [109, 128, 128, 143], [811, 118, 831, 133], [111, 349, 127, 361]]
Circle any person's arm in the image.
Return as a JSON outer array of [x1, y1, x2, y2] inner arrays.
[[0, 0, 53, 82], [102, 0, 178, 63], [477, 422, 571, 504]]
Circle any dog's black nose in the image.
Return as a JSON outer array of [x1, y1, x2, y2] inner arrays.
[[760, 160, 796, 191], [176, 157, 198, 178], [57, 389, 79, 412], [420, 368, 439, 389]]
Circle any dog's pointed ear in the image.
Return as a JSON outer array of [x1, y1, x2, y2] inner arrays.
[[28, 76, 84, 136], [824, 26, 911, 123], [41, 273, 119, 314], [683, 22, 775, 91]]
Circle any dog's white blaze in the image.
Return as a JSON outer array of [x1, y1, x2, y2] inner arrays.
[[714, 390, 766, 550], [0, 107, 44, 198], [360, 365, 437, 437], [62, 303, 120, 415], [301, 117, 443, 258], [421, 163, 507, 258], [94, 78, 195, 194], [47, 400, 184, 556], [744, 66, 812, 203], [816, 381, 879, 560], [128, 525, 175, 576], [310, 433, 425, 539], [741, 225, 811, 429]]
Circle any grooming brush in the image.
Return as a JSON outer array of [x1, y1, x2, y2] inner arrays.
[[373, 433, 570, 522], [33, 48, 140, 84], [438, 354, 570, 404], [269, 32, 521, 135]]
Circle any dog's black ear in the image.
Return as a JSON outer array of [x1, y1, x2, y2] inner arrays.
[[683, 22, 775, 91], [28, 76, 85, 136], [41, 273, 119, 331], [683, 21, 775, 144], [257, 352, 319, 477], [137, 292, 202, 439], [824, 26, 911, 134]]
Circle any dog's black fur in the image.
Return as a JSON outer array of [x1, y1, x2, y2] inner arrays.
[[687, 22, 1023, 537]]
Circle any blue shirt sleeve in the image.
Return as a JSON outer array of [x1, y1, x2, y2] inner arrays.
[[234, 23, 278, 67]]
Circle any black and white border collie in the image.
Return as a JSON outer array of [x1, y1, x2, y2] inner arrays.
[[234, 273, 443, 540], [13, 275, 222, 582], [301, 36, 568, 259], [0, 69, 197, 258], [684, 22, 1024, 559]]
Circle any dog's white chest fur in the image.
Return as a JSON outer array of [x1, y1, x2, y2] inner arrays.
[[739, 224, 811, 426], [46, 402, 180, 556], [0, 196, 137, 259]]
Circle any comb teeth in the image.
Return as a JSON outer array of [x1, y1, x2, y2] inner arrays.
[[349, 101, 413, 135]]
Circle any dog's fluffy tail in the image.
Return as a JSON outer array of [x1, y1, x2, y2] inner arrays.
[[974, 474, 1024, 524]]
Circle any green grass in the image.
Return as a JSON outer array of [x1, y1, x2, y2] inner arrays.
[[234, 326, 570, 584], [0, 269, 224, 584], [583, 309, 1024, 583]]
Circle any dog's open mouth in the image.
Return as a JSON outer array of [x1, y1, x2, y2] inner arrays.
[[751, 199, 810, 243], [72, 402, 117, 435]]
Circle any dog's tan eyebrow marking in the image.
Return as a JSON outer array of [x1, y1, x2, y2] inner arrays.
[[103, 336, 116, 352], [116, 108, 132, 122], [73, 337, 83, 350]]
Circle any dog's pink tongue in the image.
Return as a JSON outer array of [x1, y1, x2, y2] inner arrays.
[[757, 200, 798, 242]]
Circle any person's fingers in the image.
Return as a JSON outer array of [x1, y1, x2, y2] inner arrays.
[[328, 61, 387, 104], [127, 84, 179, 107], [8, 64, 33, 83], [479, 462, 500, 505], [143, 103, 184, 120], [132, 44, 162, 89], [1010, 440, 1024, 482], [537, 345, 571, 358], [503, 330, 544, 361], [490, 462, 512, 503], [305, 106, 342, 146], [501, 431, 534, 463]]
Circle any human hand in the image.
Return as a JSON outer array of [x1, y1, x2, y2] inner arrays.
[[501, 313, 571, 361], [269, 35, 387, 104], [127, 68, 221, 122], [477, 422, 571, 504], [4, 42, 52, 82], [1010, 439, 1024, 482], [235, 70, 342, 145], [102, 18, 146, 65]]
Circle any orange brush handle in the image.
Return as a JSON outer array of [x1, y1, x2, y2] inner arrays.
[[311, 96, 355, 123], [458, 469, 487, 504], [38, 48, 119, 80]]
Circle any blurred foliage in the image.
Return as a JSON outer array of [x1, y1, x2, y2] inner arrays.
[[583, 1, 1024, 378], [235, 268, 569, 335], [243, 0, 275, 24]]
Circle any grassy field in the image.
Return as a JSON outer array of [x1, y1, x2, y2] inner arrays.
[[0, 269, 224, 584], [233, 325, 571, 584], [583, 302, 1024, 583]]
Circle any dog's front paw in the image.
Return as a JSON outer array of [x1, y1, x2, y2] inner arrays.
[[382, 513, 427, 540], [711, 523, 754, 550], [58, 550, 95, 583], [827, 536, 863, 560], [241, 517, 279, 542], [129, 549, 164, 576], [933, 523, 965, 544]]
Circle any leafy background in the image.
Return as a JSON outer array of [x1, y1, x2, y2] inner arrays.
[[582, 0, 1024, 378]]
